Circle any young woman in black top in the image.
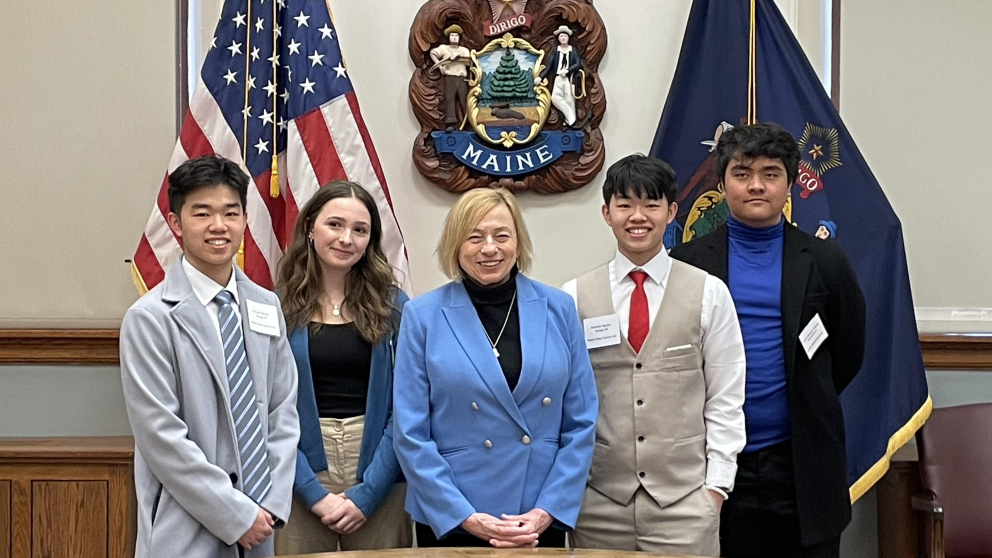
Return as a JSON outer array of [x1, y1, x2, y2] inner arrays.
[[274, 181, 410, 553]]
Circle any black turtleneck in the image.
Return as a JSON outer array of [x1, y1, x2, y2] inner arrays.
[[462, 266, 522, 391]]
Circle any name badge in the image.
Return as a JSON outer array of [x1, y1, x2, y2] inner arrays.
[[246, 300, 281, 337], [799, 313, 828, 360], [583, 314, 621, 349]]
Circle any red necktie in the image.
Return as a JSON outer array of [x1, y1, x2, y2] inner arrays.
[[628, 270, 649, 353]]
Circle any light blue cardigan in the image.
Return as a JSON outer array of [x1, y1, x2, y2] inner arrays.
[[289, 289, 409, 517]]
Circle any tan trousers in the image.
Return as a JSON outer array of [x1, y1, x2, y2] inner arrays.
[[572, 484, 720, 557], [274, 416, 412, 554]]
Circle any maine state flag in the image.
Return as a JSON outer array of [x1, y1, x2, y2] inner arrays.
[[651, 0, 931, 500]]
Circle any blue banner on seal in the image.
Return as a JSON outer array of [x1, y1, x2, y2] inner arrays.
[[431, 131, 584, 177]]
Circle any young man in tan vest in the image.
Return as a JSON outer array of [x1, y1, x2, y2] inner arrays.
[[562, 154, 746, 556]]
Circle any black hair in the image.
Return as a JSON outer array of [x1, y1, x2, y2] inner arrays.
[[714, 122, 801, 185], [167, 155, 250, 214], [602, 154, 678, 206]]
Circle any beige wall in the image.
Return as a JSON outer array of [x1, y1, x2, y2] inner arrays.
[[841, 0, 992, 330], [1, 0, 988, 331], [0, 0, 176, 327]]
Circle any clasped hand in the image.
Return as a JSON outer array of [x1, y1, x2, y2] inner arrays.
[[462, 508, 552, 548], [311, 492, 367, 534], [238, 507, 274, 550]]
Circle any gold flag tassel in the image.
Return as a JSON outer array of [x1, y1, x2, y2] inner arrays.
[[270, 155, 280, 197]]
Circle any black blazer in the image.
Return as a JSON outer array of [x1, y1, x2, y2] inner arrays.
[[540, 47, 581, 95], [670, 223, 866, 545]]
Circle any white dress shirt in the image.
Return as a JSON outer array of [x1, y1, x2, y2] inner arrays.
[[562, 249, 747, 491], [182, 256, 241, 343]]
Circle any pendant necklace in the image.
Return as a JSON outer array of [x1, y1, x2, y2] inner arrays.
[[483, 290, 517, 359]]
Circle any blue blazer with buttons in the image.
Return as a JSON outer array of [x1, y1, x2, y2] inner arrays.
[[290, 289, 409, 517], [392, 274, 598, 538]]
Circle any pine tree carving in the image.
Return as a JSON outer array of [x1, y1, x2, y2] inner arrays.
[[485, 49, 534, 102]]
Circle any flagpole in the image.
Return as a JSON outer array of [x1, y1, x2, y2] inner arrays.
[[238, 0, 253, 270], [270, 0, 280, 198], [242, 0, 253, 161], [747, 0, 757, 125]]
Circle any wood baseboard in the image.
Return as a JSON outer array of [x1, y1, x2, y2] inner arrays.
[[1, 329, 991, 369]]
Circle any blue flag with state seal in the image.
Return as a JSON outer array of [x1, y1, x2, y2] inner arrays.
[[651, 0, 931, 500]]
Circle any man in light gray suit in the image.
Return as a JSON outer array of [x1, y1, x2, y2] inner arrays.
[[120, 155, 299, 558]]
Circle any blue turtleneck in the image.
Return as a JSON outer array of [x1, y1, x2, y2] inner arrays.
[[727, 215, 791, 452]]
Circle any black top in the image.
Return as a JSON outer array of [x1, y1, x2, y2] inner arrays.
[[308, 321, 373, 419], [462, 266, 522, 391]]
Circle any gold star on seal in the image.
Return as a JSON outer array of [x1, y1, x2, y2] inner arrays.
[[808, 144, 824, 160]]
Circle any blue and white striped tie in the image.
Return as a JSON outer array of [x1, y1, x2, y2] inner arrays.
[[215, 290, 271, 504]]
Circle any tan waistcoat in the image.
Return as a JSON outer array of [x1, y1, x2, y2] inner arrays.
[[575, 259, 708, 507]]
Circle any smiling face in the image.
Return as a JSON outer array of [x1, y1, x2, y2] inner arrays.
[[167, 184, 246, 286], [458, 204, 518, 286], [723, 155, 791, 228], [602, 192, 676, 266], [308, 196, 372, 273]]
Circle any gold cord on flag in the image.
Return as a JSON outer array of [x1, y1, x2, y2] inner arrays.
[[270, 0, 280, 198], [747, 0, 757, 125]]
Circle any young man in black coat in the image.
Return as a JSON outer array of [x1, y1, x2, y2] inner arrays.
[[670, 122, 866, 558]]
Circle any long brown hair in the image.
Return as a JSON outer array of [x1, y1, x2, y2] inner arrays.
[[277, 181, 398, 344]]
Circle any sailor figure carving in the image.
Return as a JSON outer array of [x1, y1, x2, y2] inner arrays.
[[538, 26, 582, 128]]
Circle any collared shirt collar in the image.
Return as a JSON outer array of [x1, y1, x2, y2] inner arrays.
[[613, 248, 672, 288], [182, 256, 240, 308]]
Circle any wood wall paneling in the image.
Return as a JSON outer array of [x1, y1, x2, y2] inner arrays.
[[32, 481, 108, 558], [919, 334, 992, 370], [0, 437, 134, 558], [0, 330, 119, 365], [3, 330, 992, 369], [0, 481, 10, 558], [10, 477, 29, 558]]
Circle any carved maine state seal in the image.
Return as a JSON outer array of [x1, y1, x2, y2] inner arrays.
[[410, 0, 608, 194]]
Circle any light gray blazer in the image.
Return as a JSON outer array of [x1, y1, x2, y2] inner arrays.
[[120, 259, 299, 558]]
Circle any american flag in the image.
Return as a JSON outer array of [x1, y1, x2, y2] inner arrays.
[[131, 0, 410, 293]]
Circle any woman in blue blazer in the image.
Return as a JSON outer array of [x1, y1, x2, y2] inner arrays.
[[393, 188, 598, 548], [274, 182, 411, 554]]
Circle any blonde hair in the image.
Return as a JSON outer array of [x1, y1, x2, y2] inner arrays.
[[436, 188, 534, 280]]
